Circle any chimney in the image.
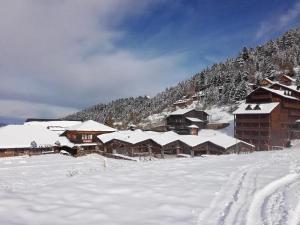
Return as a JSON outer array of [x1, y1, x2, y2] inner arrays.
[[188, 125, 199, 135]]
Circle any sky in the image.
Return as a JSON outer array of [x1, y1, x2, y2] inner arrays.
[[0, 0, 300, 123]]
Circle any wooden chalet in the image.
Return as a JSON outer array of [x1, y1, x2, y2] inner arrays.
[[166, 108, 209, 134], [0, 125, 73, 157], [60, 120, 116, 155], [259, 78, 274, 87], [246, 87, 300, 126], [278, 74, 296, 86], [234, 86, 300, 150]]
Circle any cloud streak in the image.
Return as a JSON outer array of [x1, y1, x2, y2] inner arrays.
[[256, 1, 300, 38]]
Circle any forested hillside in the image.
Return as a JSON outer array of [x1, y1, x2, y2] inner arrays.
[[65, 28, 300, 127]]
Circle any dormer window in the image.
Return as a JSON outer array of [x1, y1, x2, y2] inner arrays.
[[245, 105, 252, 110], [253, 104, 261, 110]]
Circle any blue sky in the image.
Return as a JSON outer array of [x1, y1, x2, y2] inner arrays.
[[0, 0, 299, 122], [117, 0, 300, 70]]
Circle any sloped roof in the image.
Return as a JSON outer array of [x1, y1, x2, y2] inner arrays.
[[24, 120, 82, 128], [281, 75, 296, 82], [209, 134, 254, 149], [170, 108, 195, 115], [261, 87, 299, 100], [180, 135, 207, 147], [98, 130, 252, 149], [150, 131, 180, 146], [24, 120, 83, 135], [98, 130, 151, 145], [269, 82, 300, 93], [0, 125, 73, 149], [262, 78, 274, 84], [233, 102, 279, 115], [170, 107, 208, 116], [65, 120, 116, 132], [186, 117, 204, 122]]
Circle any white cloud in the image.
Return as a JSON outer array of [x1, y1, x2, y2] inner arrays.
[[0, 0, 186, 119], [256, 1, 300, 38]]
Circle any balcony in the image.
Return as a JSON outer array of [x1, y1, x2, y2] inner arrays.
[[235, 126, 270, 131]]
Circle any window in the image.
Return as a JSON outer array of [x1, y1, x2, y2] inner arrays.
[[82, 134, 93, 140]]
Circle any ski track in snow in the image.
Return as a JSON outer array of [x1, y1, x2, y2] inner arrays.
[[197, 152, 300, 225], [197, 162, 263, 225], [245, 157, 300, 225]]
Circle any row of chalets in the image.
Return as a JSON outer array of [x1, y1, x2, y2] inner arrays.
[[0, 119, 254, 159]]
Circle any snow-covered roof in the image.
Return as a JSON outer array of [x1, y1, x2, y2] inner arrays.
[[186, 117, 204, 122], [98, 130, 151, 145], [0, 125, 73, 149], [180, 135, 207, 147], [209, 134, 254, 149], [188, 125, 199, 129], [281, 75, 296, 82], [270, 82, 300, 93], [24, 120, 83, 135], [170, 107, 208, 116], [170, 108, 195, 115], [263, 78, 274, 83], [261, 87, 299, 100], [150, 131, 180, 146], [98, 129, 252, 149], [233, 102, 279, 115], [65, 120, 116, 132], [24, 120, 82, 128]]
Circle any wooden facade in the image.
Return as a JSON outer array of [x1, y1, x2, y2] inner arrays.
[[99, 136, 253, 159], [234, 107, 284, 150], [166, 109, 209, 134], [0, 147, 60, 158], [234, 87, 300, 150], [62, 130, 111, 144]]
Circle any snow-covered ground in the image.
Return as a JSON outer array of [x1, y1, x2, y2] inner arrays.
[[0, 147, 300, 225]]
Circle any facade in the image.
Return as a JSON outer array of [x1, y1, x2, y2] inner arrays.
[[234, 102, 282, 150], [234, 86, 300, 150], [166, 108, 209, 134]]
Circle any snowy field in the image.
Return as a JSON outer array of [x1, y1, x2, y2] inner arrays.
[[0, 147, 300, 225]]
